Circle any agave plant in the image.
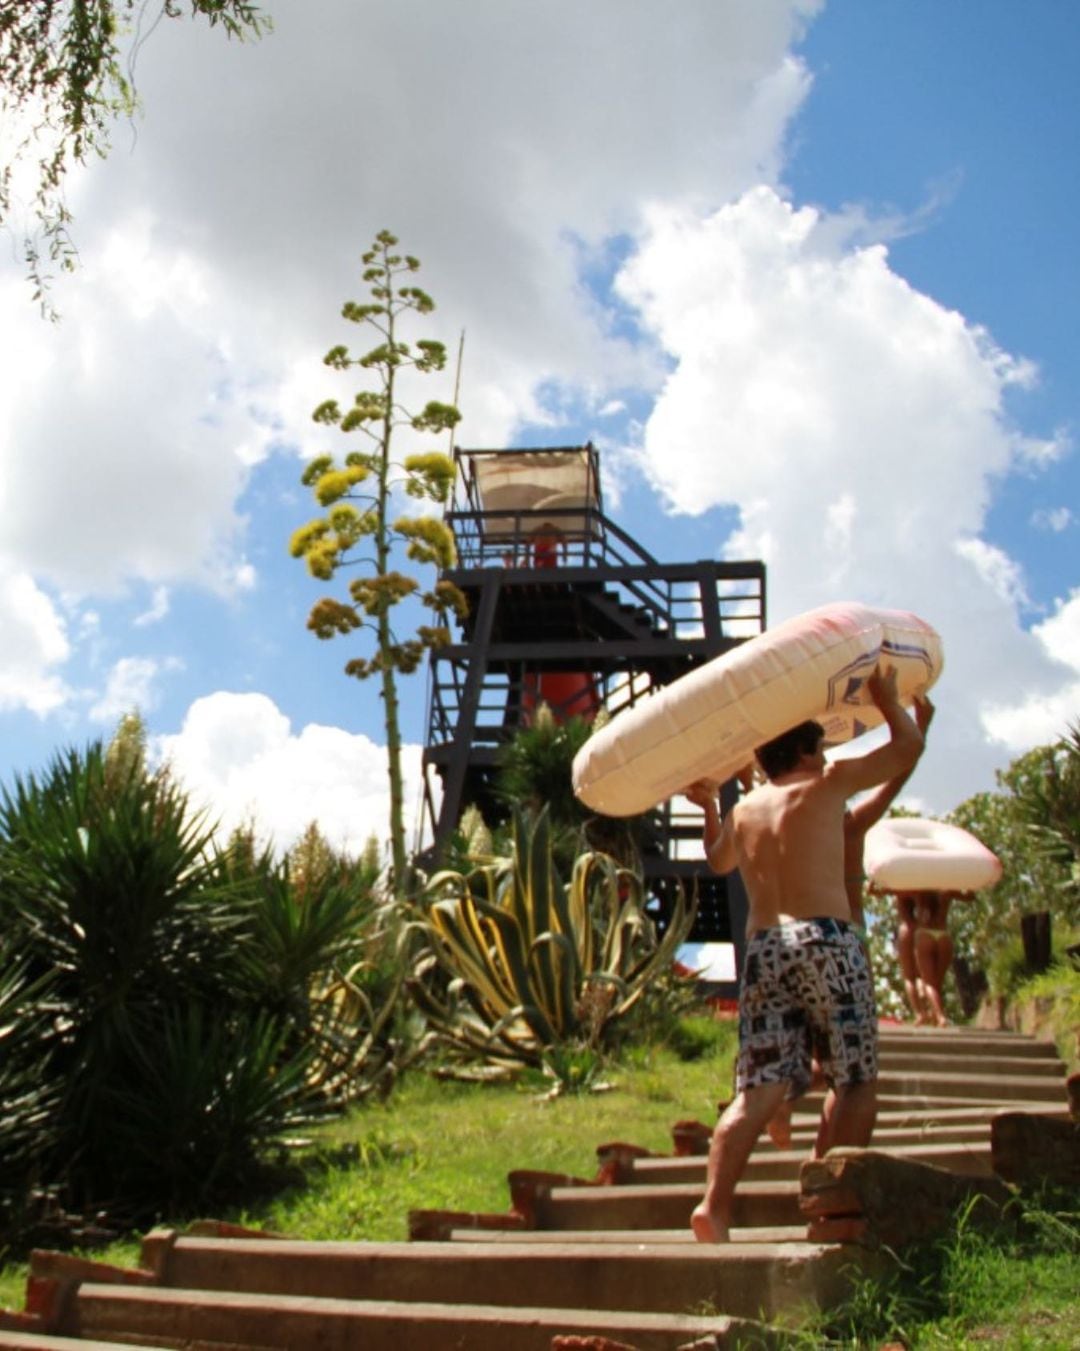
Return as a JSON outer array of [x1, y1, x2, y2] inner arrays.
[[408, 808, 695, 1069]]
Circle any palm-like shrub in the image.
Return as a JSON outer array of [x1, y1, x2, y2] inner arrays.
[[230, 834, 411, 1105], [1020, 722, 1080, 909], [492, 707, 645, 871], [0, 960, 60, 1236], [409, 809, 695, 1069], [0, 741, 403, 1233]]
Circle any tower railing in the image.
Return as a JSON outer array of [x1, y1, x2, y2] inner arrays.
[[446, 502, 764, 646]]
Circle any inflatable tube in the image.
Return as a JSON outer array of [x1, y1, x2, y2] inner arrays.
[[863, 817, 1001, 894], [571, 601, 942, 817]]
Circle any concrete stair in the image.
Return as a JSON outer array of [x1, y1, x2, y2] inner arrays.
[[1, 1024, 1071, 1350], [37, 1286, 776, 1351], [0, 1337, 136, 1351]]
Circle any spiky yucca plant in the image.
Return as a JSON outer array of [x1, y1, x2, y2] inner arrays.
[[409, 809, 695, 1069], [0, 743, 408, 1235]]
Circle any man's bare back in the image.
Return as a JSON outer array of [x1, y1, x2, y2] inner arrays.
[[728, 770, 852, 930]]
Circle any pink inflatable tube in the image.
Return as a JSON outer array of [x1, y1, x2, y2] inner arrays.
[[571, 601, 943, 817], [863, 817, 1001, 894]]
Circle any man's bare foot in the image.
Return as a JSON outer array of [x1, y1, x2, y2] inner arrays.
[[691, 1203, 730, 1243], [766, 1099, 793, 1150]]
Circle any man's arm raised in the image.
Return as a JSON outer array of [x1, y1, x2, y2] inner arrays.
[[830, 666, 925, 796], [684, 779, 738, 874], [846, 694, 935, 834]]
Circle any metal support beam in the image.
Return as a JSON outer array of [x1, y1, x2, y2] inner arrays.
[[430, 569, 502, 859]]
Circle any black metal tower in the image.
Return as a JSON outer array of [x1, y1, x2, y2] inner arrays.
[[419, 443, 766, 993]]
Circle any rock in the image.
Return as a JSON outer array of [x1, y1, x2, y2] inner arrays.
[[799, 1148, 1012, 1249], [672, 1119, 713, 1156]]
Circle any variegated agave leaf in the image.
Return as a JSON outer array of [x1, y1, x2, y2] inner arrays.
[[410, 806, 698, 1068]]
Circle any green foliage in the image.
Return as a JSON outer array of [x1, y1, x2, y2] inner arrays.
[[949, 734, 1080, 978], [533, 1041, 608, 1096], [1023, 722, 1080, 900], [1009, 957, 1080, 1070], [495, 707, 594, 824], [234, 1040, 736, 1243], [0, 740, 403, 1241], [862, 889, 911, 1019], [986, 933, 1034, 1000], [864, 729, 1080, 1020], [662, 1013, 735, 1063], [1, 1, 268, 316], [794, 1188, 1080, 1349], [0, 960, 61, 1241], [492, 706, 644, 872], [290, 230, 465, 893], [408, 809, 697, 1069]]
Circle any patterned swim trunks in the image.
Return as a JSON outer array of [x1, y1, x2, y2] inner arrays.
[[736, 917, 877, 1100]]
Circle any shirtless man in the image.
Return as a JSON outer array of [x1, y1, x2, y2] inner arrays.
[[685, 667, 924, 1242], [765, 692, 933, 1152]]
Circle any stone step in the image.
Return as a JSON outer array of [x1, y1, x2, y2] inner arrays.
[[874, 1070, 1067, 1102], [876, 1029, 1058, 1056], [757, 1121, 992, 1150], [878, 1051, 1066, 1078], [759, 1101, 1068, 1135], [633, 1140, 993, 1185], [125, 1231, 858, 1324], [0, 1335, 144, 1351], [876, 1098, 1067, 1119], [538, 1180, 800, 1232], [448, 1224, 811, 1246], [63, 1283, 781, 1351]]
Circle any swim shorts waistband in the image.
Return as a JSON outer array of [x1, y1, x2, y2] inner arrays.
[[749, 917, 857, 942]]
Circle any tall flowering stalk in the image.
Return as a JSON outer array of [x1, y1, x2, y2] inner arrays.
[[290, 231, 465, 895]]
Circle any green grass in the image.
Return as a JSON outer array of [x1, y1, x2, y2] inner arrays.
[[792, 1189, 1080, 1349]]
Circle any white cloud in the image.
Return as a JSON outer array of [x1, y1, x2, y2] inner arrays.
[[1031, 506, 1073, 532], [59, 0, 822, 455], [1036, 590, 1080, 670], [614, 187, 1072, 807], [1014, 428, 1070, 467], [155, 691, 422, 859], [0, 229, 268, 596], [953, 538, 1029, 609], [89, 655, 180, 724], [981, 589, 1080, 750], [0, 566, 71, 714], [133, 586, 170, 627]]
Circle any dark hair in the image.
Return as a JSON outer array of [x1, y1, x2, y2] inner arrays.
[[755, 720, 824, 781]]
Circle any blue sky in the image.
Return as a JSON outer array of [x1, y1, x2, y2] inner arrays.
[[0, 0, 1077, 857]]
